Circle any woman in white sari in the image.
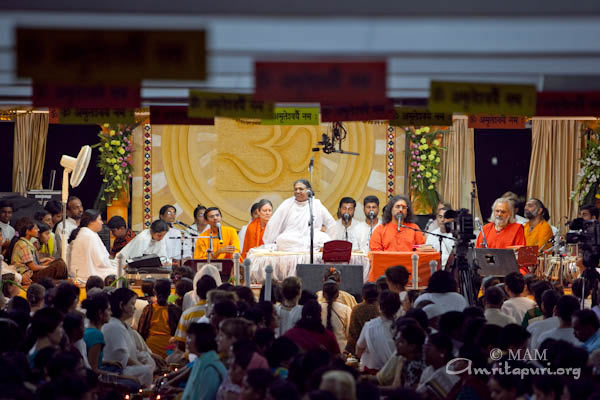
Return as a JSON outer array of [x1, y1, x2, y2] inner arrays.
[[263, 179, 335, 251], [68, 209, 116, 282], [117, 219, 170, 264]]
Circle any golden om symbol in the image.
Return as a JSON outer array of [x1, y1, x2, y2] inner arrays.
[[219, 125, 316, 184]]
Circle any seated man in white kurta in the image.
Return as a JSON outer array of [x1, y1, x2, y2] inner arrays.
[[117, 219, 170, 264], [329, 197, 370, 253], [68, 209, 116, 282], [425, 207, 455, 267], [263, 179, 336, 251], [159, 204, 193, 265]]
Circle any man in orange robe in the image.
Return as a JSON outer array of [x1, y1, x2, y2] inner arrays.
[[194, 207, 240, 260], [370, 195, 425, 252], [476, 197, 526, 248], [523, 198, 554, 252]]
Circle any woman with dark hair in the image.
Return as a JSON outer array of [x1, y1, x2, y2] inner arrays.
[[81, 292, 111, 373], [242, 199, 273, 259], [181, 322, 227, 400], [316, 267, 358, 309], [413, 270, 468, 313], [36, 222, 60, 259], [27, 307, 64, 365], [320, 279, 351, 352], [284, 299, 340, 355], [137, 278, 182, 358], [263, 180, 335, 251], [369, 195, 425, 252], [68, 209, 116, 281], [9, 217, 68, 284], [117, 219, 170, 264], [190, 204, 208, 236], [102, 288, 153, 387]]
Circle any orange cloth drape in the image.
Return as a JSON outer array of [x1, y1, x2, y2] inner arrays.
[[475, 222, 526, 248], [242, 218, 265, 259]]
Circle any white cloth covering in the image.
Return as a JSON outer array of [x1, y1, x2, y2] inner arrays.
[[537, 327, 582, 348], [0, 221, 15, 242], [263, 197, 335, 251], [484, 308, 517, 327], [276, 304, 303, 337], [329, 219, 370, 253], [356, 316, 395, 370], [164, 226, 193, 261], [425, 228, 454, 267], [247, 250, 370, 284], [102, 317, 154, 387], [117, 229, 169, 263], [413, 292, 468, 313], [182, 264, 223, 311], [68, 227, 117, 282]]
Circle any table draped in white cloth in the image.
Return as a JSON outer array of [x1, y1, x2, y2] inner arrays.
[[247, 249, 370, 283]]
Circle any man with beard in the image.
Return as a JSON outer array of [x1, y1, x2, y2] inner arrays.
[[476, 197, 525, 248], [370, 195, 425, 252], [55, 196, 84, 254], [425, 207, 455, 267], [523, 198, 553, 252], [329, 197, 369, 252]]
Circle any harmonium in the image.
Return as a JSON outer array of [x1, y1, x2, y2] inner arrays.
[[508, 245, 539, 275], [124, 254, 172, 282]]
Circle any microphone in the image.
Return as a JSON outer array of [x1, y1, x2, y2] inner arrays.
[[309, 157, 314, 169], [475, 217, 488, 248], [306, 189, 314, 198], [216, 222, 224, 244], [397, 213, 404, 232], [342, 213, 350, 223], [176, 220, 192, 229], [424, 218, 434, 232], [368, 210, 375, 220]]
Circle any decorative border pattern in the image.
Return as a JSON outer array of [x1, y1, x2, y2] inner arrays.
[[143, 123, 152, 228], [386, 125, 396, 199]]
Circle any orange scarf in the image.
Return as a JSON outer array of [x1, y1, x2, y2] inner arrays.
[[242, 218, 266, 259]]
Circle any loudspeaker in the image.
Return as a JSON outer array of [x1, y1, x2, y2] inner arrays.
[[296, 264, 364, 299]]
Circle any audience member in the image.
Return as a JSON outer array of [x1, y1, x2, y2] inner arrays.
[[413, 270, 468, 313], [483, 286, 516, 327], [501, 272, 536, 324], [346, 282, 380, 355]]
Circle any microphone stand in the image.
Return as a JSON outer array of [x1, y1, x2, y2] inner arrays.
[[470, 181, 477, 217], [401, 224, 457, 267], [308, 194, 315, 264]]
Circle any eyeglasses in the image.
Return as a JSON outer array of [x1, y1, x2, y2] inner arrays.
[[396, 205, 409, 210]]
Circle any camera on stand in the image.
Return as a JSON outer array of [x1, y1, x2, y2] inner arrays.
[[447, 208, 479, 305], [567, 218, 600, 306]]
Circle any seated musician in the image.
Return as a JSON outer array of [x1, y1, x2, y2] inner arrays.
[[523, 198, 553, 252], [369, 195, 425, 252], [194, 207, 240, 260], [117, 219, 170, 264], [329, 197, 369, 253], [476, 197, 526, 248]]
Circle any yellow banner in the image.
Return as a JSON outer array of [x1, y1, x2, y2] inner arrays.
[[188, 91, 275, 119], [429, 81, 536, 116], [390, 108, 453, 126], [261, 107, 319, 125], [55, 108, 135, 124], [17, 29, 206, 81]]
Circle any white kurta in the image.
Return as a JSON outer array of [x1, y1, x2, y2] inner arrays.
[[165, 227, 193, 260], [0, 221, 15, 242], [263, 197, 336, 251], [56, 217, 79, 244], [425, 228, 454, 267], [361, 220, 381, 242], [329, 219, 370, 252], [357, 316, 395, 370], [117, 229, 169, 263], [69, 227, 116, 282]]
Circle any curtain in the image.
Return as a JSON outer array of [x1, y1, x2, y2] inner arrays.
[[527, 120, 582, 228], [440, 118, 481, 219], [12, 112, 49, 194]]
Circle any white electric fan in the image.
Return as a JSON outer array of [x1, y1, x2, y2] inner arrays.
[[60, 145, 92, 260]]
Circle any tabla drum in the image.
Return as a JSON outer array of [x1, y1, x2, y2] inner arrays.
[[544, 256, 580, 283]]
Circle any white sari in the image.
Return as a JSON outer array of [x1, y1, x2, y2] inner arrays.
[[263, 197, 335, 251], [68, 227, 116, 282]]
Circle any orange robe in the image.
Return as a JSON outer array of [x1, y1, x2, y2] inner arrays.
[[369, 222, 425, 252], [242, 218, 266, 259], [194, 226, 240, 259], [476, 222, 526, 248], [523, 220, 553, 252]]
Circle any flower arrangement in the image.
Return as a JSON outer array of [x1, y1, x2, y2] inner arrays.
[[406, 126, 447, 214], [94, 123, 137, 206], [571, 128, 600, 205]]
